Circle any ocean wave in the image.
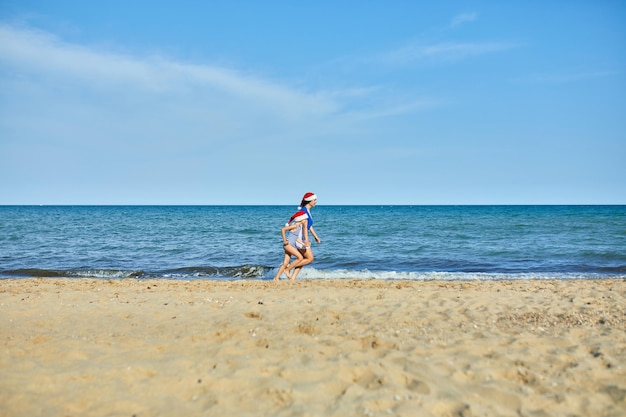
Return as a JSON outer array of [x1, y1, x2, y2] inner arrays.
[[2, 266, 624, 281], [161, 265, 272, 279], [292, 268, 626, 281], [0, 265, 273, 280], [1, 269, 146, 279]]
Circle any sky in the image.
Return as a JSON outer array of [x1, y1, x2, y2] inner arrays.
[[0, 1, 624, 205]]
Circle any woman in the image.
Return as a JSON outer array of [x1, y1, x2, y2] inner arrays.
[[290, 192, 321, 280]]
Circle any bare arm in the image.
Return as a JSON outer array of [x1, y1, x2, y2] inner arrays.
[[302, 220, 309, 245], [309, 226, 321, 243]]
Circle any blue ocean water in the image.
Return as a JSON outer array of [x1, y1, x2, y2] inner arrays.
[[1, 205, 625, 280]]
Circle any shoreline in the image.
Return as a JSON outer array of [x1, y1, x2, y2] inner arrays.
[[2, 271, 624, 281], [1, 278, 625, 416]]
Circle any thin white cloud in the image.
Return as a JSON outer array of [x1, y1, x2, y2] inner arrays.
[[521, 70, 620, 84], [344, 98, 445, 121], [379, 40, 521, 66], [450, 12, 478, 28], [0, 23, 440, 128], [0, 24, 337, 118]]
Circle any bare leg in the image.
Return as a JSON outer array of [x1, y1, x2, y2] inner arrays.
[[273, 253, 291, 281], [274, 245, 303, 281], [289, 248, 313, 280], [290, 267, 302, 280]]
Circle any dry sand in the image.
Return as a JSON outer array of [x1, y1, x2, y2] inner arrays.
[[1, 278, 625, 417]]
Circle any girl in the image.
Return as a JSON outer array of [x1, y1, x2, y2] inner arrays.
[[289, 192, 321, 280], [273, 211, 310, 281]]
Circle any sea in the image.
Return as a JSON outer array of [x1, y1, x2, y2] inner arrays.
[[1, 205, 625, 281]]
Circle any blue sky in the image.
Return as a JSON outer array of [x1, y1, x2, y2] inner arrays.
[[1, 1, 624, 205]]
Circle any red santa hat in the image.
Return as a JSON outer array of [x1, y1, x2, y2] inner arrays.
[[302, 192, 317, 202], [299, 192, 317, 208], [288, 211, 308, 224]]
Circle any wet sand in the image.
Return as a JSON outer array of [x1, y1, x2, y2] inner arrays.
[[1, 278, 625, 417]]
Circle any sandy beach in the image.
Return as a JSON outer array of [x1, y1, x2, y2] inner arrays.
[[1, 278, 624, 417]]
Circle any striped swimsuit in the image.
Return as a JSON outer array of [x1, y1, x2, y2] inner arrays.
[[286, 223, 306, 249]]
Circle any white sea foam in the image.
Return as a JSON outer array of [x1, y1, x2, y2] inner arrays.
[[280, 267, 622, 281]]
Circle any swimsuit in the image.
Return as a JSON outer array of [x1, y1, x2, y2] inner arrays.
[[286, 223, 306, 249], [303, 207, 313, 230]]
